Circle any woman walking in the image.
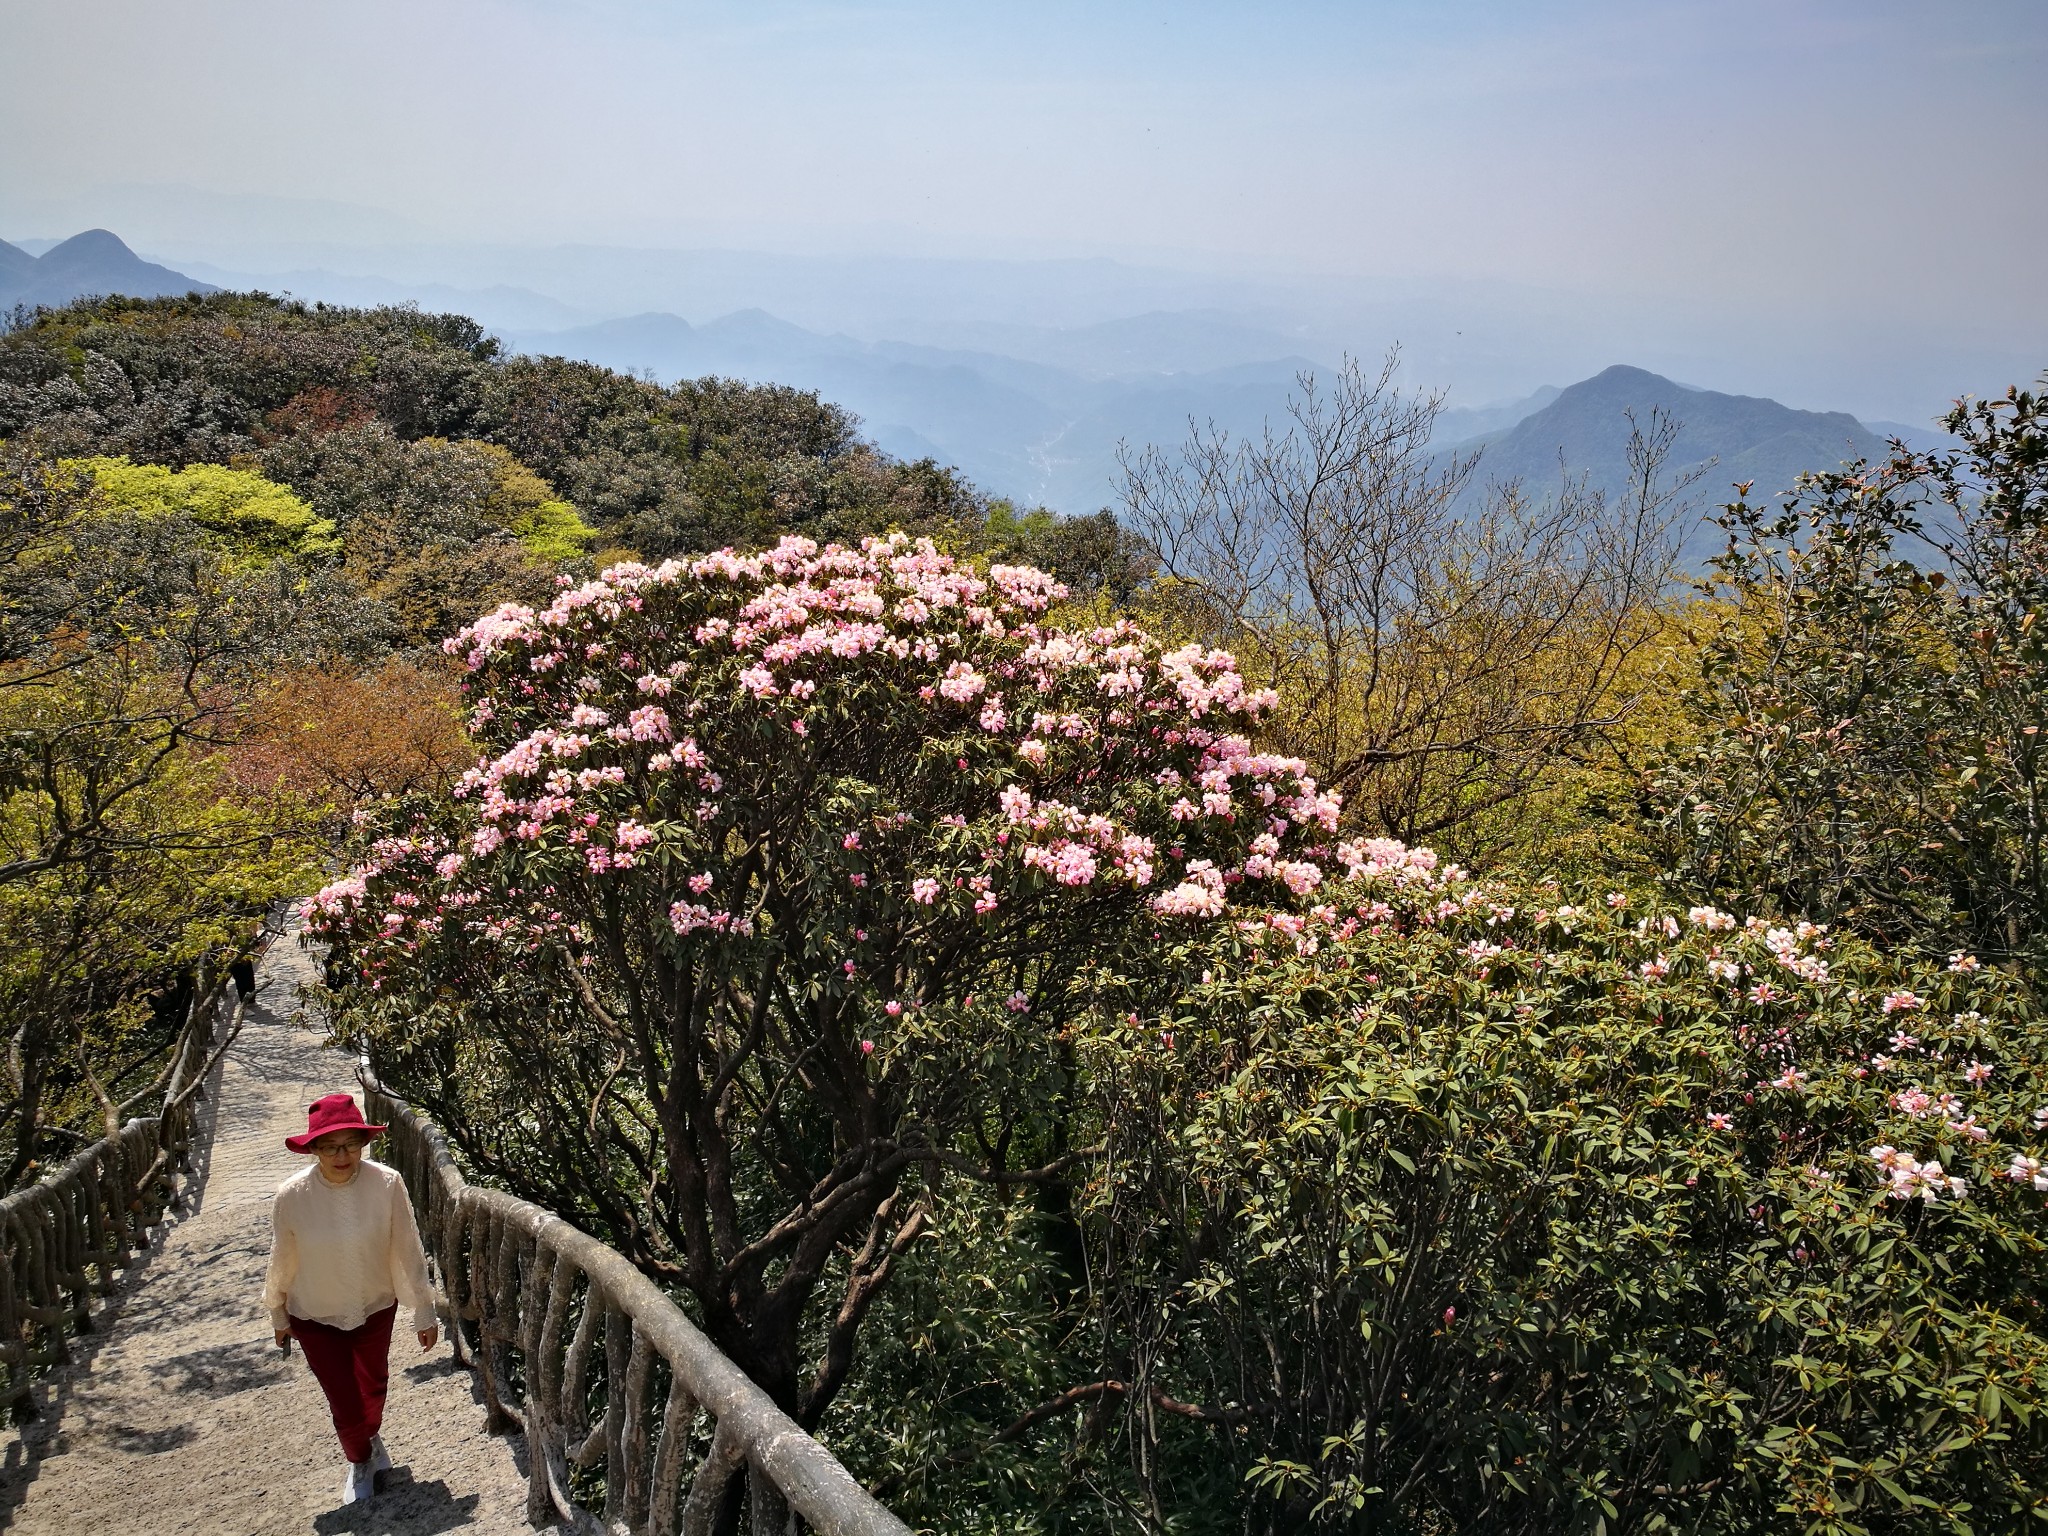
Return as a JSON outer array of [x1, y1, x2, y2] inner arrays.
[[263, 1093, 440, 1505]]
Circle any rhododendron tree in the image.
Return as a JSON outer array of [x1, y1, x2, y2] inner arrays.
[[1073, 865, 2048, 1534], [312, 535, 1346, 1425]]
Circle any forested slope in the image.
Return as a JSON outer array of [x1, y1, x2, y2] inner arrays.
[[0, 290, 1139, 1192]]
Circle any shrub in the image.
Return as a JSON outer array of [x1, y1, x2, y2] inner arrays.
[[1654, 379, 2047, 972], [71, 454, 339, 562], [1084, 870, 2048, 1533], [309, 537, 1349, 1426]]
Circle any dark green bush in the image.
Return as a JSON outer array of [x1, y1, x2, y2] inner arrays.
[[1083, 875, 2048, 1533]]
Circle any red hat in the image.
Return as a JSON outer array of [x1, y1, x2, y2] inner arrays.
[[286, 1092, 387, 1153]]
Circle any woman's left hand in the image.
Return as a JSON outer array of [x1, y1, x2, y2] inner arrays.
[[418, 1326, 439, 1351]]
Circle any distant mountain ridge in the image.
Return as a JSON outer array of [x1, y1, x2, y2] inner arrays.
[[0, 231, 1930, 535], [513, 313, 1903, 529], [1445, 365, 1891, 561], [508, 309, 1328, 510], [0, 229, 216, 312]]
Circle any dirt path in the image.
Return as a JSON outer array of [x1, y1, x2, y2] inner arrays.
[[0, 909, 545, 1535]]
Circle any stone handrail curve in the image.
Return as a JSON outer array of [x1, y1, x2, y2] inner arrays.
[[366, 1084, 914, 1536], [0, 966, 235, 1421]]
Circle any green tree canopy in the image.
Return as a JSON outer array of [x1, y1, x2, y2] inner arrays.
[[69, 454, 339, 563]]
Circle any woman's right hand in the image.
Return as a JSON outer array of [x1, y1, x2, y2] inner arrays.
[[275, 1329, 292, 1352]]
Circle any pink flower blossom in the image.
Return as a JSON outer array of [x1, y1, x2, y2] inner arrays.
[[1046, 844, 1098, 885], [1275, 860, 1322, 896], [1870, 1146, 1967, 1202], [627, 705, 672, 742], [669, 901, 731, 935], [2007, 1155, 2048, 1191], [938, 661, 988, 702]]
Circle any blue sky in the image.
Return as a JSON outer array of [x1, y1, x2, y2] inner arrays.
[[3, 1, 2044, 415]]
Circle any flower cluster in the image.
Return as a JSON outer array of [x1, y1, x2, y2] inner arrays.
[[422, 536, 1338, 940], [308, 538, 1374, 1072], [1870, 1145, 1968, 1202]]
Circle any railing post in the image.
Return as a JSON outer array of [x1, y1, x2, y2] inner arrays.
[[620, 1325, 655, 1531], [748, 1466, 793, 1536], [645, 1375, 697, 1536], [474, 1211, 513, 1432], [522, 1235, 556, 1525], [680, 1417, 744, 1536], [603, 1302, 631, 1528]]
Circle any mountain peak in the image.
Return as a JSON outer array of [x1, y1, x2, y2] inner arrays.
[[37, 228, 141, 271], [0, 228, 217, 311], [1456, 363, 1890, 562], [1581, 363, 1670, 389]]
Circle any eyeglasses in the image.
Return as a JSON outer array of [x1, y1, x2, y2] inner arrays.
[[312, 1140, 366, 1157]]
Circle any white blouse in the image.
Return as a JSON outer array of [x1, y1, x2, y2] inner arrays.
[[263, 1158, 437, 1333]]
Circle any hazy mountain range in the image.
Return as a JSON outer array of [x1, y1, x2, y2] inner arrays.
[[0, 228, 216, 311], [1448, 364, 1894, 560], [2, 230, 1949, 542], [499, 316, 1910, 530]]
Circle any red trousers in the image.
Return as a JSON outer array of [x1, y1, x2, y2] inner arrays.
[[291, 1302, 396, 1463]]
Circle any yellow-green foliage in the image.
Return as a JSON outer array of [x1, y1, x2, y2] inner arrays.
[[72, 456, 340, 562], [467, 441, 596, 562], [508, 497, 598, 562]]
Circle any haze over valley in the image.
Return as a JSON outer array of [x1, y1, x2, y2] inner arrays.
[[0, 225, 1974, 536]]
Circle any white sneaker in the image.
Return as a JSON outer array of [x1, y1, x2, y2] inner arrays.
[[369, 1435, 392, 1474], [339, 1458, 376, 1505]]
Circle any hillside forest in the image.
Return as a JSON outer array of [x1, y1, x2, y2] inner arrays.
[[3, 292, 2046, 1534]]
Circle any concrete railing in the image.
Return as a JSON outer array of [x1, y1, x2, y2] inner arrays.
[[367, 1086, 914, 1536], [0, 968, 238, 1422]]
